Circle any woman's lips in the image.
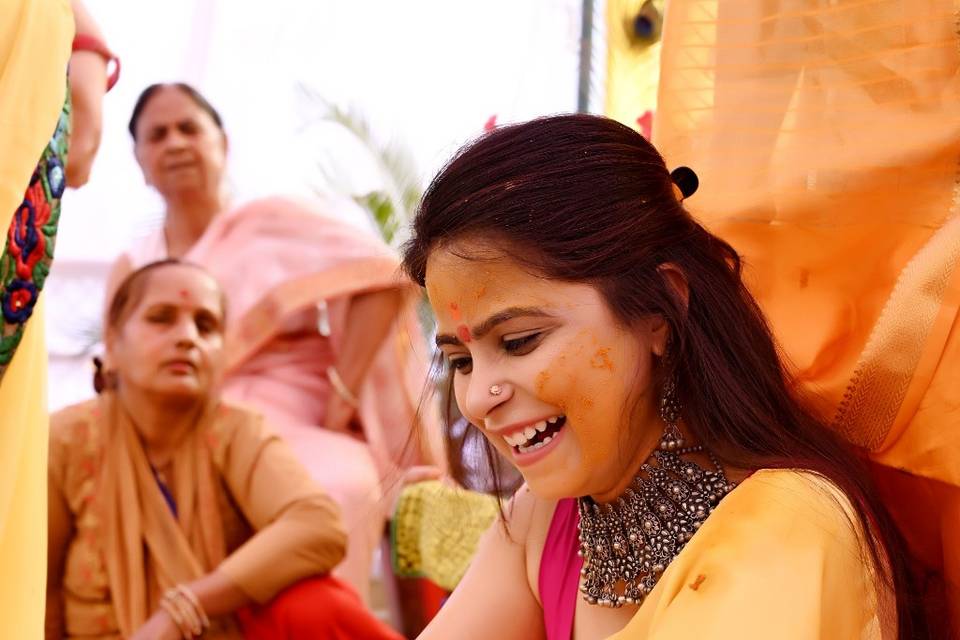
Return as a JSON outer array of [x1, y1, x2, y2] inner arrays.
[[509, 418, 567, 467], [163, 360, 197, 374]]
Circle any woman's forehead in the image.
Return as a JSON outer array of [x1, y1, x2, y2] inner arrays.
[[427, 247, 536, 299], [425, 239, 534, 283], [137, 88, 211, 130], [426, 247, 599, 325], [138, 267, 222, 309]]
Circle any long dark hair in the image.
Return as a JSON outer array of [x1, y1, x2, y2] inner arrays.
[[401, 114, 925, 637]]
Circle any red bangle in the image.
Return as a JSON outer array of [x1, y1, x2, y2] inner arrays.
[[72, 33, 121, 92]]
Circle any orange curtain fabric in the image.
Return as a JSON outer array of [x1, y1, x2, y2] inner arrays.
[[622, 0, 960, 631]]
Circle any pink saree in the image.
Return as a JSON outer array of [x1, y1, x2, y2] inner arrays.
[[117, 195, 439, 601]]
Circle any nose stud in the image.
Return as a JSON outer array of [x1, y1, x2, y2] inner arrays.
[[489, 384, 503, 396]]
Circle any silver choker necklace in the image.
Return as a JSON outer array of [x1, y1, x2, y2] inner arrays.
[[576, 424, 734, 608]]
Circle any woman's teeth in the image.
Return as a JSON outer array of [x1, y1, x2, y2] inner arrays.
[[503, 415, 566, 450], [518, 436, 553, 453]]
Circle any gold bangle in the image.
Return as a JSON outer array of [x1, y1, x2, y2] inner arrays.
[[165, 591, 200, 637], [162, 588, 206, 638], [175, 584, 210, 630], [326, 365, 360, 409], [158, 596, 192, 639]]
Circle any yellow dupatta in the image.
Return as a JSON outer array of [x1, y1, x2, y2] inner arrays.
[[96, 393, 238, 638], [0, 0, 73, 636], [51, 391, 349, 639], [51, 394, 257, 638]]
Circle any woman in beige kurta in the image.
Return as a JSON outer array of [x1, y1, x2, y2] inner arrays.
[[46, 260, 403, 640]]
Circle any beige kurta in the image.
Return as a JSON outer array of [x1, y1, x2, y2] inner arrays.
[[46, 395, 348, 639]]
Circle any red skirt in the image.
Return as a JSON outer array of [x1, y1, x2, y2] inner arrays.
[[238, 575, 404, 640]]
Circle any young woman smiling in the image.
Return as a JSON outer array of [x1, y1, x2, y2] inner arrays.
[[402, 115, 926, 639]]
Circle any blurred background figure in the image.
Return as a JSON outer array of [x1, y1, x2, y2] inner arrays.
[[45, 1, 591, 405], [47, 260, 402, 640]]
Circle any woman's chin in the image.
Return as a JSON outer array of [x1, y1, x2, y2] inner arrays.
[[515, 454, 590, 500], [150, 381, 206, 404], [500, 431, 584, 499], [520, 473, 589, 501]]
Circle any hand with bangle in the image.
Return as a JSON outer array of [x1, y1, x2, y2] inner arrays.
[[131, 584, 210, 640], [67, 0, 121, 187], [159, 585, 210, 639], [72, 33, 120, 91]]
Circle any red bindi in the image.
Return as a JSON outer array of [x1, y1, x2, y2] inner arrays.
[[449, 302, 462, 322], [457, 324, 472, 343], [179, 289, 191, 299]]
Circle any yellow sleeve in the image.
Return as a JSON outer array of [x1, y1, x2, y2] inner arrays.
[[610, 471, 887, 640], [214, 409, 348, 603]]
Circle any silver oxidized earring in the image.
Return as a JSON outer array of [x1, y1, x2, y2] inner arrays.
[[658, 375, 684, 451]]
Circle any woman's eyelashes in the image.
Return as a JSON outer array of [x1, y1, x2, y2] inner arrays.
[[144, 307, 220, 337], [446, 331, 546, 375], [195, 312, 221, 335], [502, 331, 543, 355], [449, 356, 472, 374], [146, 308, 175, 324]]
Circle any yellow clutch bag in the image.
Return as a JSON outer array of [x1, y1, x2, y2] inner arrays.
[[391, 480, 499, 591]]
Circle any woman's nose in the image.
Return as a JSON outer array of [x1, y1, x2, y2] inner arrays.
[[462, 363, 511, 423], [171, 319, 199, 346], [163, 128, 190, 150]]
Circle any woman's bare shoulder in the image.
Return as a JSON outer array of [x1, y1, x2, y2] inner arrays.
[[504, 484, 561, 604]]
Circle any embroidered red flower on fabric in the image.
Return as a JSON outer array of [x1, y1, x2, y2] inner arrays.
[[2, 279, 38, 323], [0, 89, 69, 377], [8, 174, 51, 280]]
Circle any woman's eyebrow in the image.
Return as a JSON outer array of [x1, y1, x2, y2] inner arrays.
[[435, 307, 552, 346]]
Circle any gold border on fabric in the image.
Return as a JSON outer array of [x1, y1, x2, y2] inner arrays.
[[833, 179, 960, 450], [833, 4, 960, 450]]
